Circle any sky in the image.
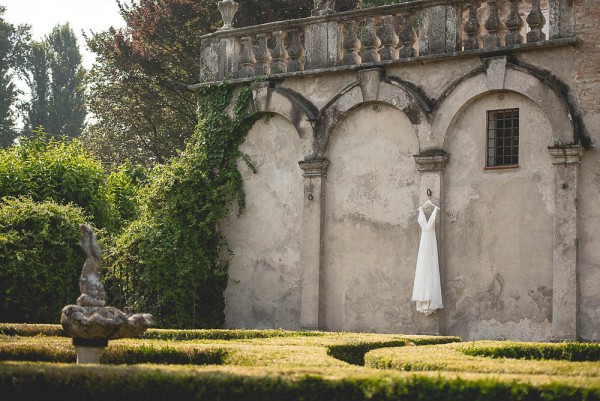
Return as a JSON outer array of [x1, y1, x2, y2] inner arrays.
[[2, 0, 126, 69]]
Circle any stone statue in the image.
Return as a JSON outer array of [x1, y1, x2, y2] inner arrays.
[[76, 224, 106, 307], [61, 224, 154, 363], [312, 0, 336, 16]]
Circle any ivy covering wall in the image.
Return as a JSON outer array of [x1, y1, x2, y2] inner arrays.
[[109, 83, 260, 328]]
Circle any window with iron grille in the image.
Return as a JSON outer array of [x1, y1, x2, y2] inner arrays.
[[486, 108, 519, 168]]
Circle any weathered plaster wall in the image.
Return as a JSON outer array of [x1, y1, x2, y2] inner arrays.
[[222, 115, 304, 329], [218, 45, 599, 339], [321, 103, 420, 333], [443, 92, 555, 341], [574, 0, 600, 341]]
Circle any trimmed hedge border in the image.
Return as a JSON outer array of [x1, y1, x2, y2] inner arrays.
[[365, 342, 600, 377], [1, 363, 599, 401], [459, 342, 600, 362], [0, 323, 327, 340]]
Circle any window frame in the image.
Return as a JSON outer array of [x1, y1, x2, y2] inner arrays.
[[485, 108, 520, 169]]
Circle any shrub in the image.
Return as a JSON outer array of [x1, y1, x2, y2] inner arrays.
[[0, 134, 111, 228], [459, 342, 600, 362], [0, 198, 87, 323]]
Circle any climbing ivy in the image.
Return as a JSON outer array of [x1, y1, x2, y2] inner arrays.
[[108, 82, 261, 328]]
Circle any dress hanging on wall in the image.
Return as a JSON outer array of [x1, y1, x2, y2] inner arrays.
[[411, 201, 443, 315]]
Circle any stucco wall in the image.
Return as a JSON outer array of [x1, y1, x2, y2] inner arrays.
[[443, 92, 555, 341], [574, 0, 600, 342], [321, 103, 420, 333], [222, 115, 304, 329], [219, 46, 599, 340]]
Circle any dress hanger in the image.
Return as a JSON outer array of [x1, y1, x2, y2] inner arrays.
[[418, 200, 439, 210]]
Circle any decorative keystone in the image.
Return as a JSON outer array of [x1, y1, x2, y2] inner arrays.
[[218, 0, 239, 30], [414, 150, 450, 172], [299, 159, 330, 177], [548, 145, 583, 165]]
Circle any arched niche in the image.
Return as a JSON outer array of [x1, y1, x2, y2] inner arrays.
[[313, 69, 432, 158], [320, 101, 422, 333], [251, 84, 317, 159], [442, 91, 556, 341], [432, 66, 575, 150]]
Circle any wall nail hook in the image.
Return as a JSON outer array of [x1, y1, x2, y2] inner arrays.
[[308, 194, 314, 200], [427, 189, 432, 197]]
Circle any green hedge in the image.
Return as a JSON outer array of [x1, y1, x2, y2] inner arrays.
[[366, 342, 600, 377], [0, 324, 326, 340], [327, 341, 407, 365], [0, 363, 598, 401], [460, 342, 600, 362], [0, 198, 87, 323], [0, 338, 229, 365]]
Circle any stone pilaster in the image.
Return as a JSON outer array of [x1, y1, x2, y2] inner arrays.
[[298, 158, 330, 330], [413, 150, 450, 335], [548, 145, 583, 341]]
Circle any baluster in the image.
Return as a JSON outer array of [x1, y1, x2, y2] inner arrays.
[[398, 11, 416, 58], [362, 17, 381, 63], [254, 33, 272, 75], [505, 0, 524, 46], [271, 30, 288, 74], [287, 29, 305, 72], [378, 15, 399, 61], [526, 0, 546, 43], [463, 1, 481, 51], [239, 36, 256, 78], [342, 20, 361, 65], [484, 0, 501, 49]]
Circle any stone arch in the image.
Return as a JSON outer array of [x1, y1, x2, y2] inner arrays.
[[251, 84, 318, 158], [432, 62, 576, 151], [313, 69, 432, 157]]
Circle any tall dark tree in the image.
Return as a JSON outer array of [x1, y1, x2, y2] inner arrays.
[[21, 41, 50, 132], [0, 6, 29, 147], [46, 24, 86, 136], [22, 23, 86, 137]]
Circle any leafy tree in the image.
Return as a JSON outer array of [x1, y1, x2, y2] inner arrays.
[[21, 24, 86, 137], [0, 6, 29, 147], [83, 0, 359, 167]]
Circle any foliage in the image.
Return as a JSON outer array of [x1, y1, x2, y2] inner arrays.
[[327, 341, 408, 365], [365, 342, 600, 377], [459, 342, 600, 362], [0, 7, 29, 147], [20, 23, 86, 137], [109, 83, 260, 328], [105, 163, 145, 224], [0, 133, 111, 228], [0, 198, 87, 323]]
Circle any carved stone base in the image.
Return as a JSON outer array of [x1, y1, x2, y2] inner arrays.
[[61, 305, 154, 340]]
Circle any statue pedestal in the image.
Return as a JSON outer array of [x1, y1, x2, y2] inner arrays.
[[73, 338, 108, 364]]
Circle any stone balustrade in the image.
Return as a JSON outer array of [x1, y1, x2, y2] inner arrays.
[[196, 0, 575, 85]]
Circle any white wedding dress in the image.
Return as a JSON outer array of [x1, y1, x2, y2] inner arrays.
[[411, 205, 443, 315]]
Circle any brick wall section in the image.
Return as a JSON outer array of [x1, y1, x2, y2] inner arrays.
[[574, 0, 600, 114]]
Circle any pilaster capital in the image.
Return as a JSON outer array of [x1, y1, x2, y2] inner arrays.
[[413, 150, 450, 172], [299, 158, 330, 177], [548, 145, 583, 165]]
